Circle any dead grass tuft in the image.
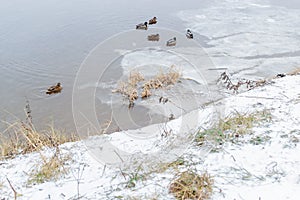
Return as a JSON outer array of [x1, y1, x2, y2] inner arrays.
[[1, 102, 75, 185], [113, 71, 144, 107], [28, 147, 71, 184], [0, 121, 78, 159], [129, 71, 145, 86], [195, 110, 272, 146], [169, 171, 213, 200], [154, 66, 181, 87], [218, 72, 268, 93], [113, 66, 181, 107], [287, 68, 300, 76]]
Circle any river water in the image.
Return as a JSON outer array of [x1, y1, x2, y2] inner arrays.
[[1, 0, 299, 134]]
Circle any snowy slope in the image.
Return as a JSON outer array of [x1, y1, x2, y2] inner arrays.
[[1, 74, 300, 200]]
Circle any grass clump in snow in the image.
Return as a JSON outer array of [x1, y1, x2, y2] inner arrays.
[[28, 147, 71, 184], [169, 171, 213, 200], [195, 110, 272, 147], [121, 165, 146, 189], [218, 110, 271, 136], [126, 171, 145, 189], [249, 135, 272, 145]]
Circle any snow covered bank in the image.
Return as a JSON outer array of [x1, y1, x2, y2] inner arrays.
[[1, 72, 300, 199]]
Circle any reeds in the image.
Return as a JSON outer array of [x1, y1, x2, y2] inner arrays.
[[218, 72, 267, 93], [0, 101, 78, 160], [113, 66, 181, 108]]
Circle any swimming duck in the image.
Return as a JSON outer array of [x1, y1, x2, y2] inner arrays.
[[169, 114, 175, 121], [136, 22, 148, 30], [46, 83, 62, 94], [166, 37, 176, 46], [186, 29, 193, 39], [147, 34, 160, 41], [148, 17, 157, 25]]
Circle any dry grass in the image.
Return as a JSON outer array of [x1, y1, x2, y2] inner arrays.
[[218, 72, 268, 93], [287, 68, 300, 76], [154, 66, 181, 86], [0, 107, 76, 184], [155, 158, 185, 174], [113, 71, 144, 107], [113, 66, 181, 107], [28, 147, 71, 184], [0, 121, 78, 160], [0, 102, 77, 187], [169, 171, 213, 200], [143, 66, 181, 90], [223, 110, 271, 134], [219, 68, 300, 94], [195, 110, 272, 146]]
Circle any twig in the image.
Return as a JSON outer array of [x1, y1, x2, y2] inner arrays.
[[113, 150, 124, 162], [102, 112, 113, 134], [6, 177, 17, 200], [119, 168, 127, 181], [101, 164, 106, 177], [71, 163, 86, 200]]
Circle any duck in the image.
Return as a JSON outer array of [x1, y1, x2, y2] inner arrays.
[[46, 83, 62, 94], [148, 17, 157, 25], [147, 34, 160, 41], [136, 22, 148, 30], [169, 114, 175, 121], [186, 29, 193, 39], [276, 73, 286, 78], [166, 37, 176, 46]]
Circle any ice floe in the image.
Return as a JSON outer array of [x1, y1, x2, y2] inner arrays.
[[178, 0, 300, 77]]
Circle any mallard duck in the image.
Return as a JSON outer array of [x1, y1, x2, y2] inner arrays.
[[147, 34, 160, 41], [148, 17, 157, 25], [166, 37, 176, 46], [169, 114, 175, 121], [46, 83, 62, 94], [276, 73, 286, 78], [186, 29, 193, 39], [136, 22, 148, 30]]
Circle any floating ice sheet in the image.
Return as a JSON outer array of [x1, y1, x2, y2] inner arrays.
[[178, 0, 300, 76]]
